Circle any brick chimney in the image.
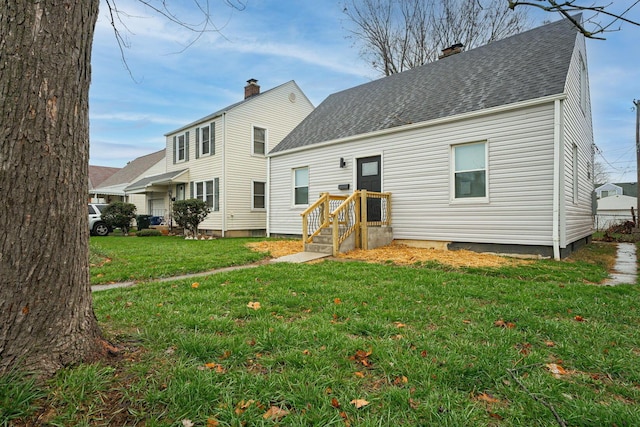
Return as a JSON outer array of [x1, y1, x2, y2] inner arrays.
[[438, 43, 464, 60], [244, 78, 260, 99]]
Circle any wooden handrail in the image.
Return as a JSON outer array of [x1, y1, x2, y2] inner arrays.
[[302, 190, 391, 253]]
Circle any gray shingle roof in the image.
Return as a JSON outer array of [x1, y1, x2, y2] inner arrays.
[[270, 17, 579, 154], [88, 165, 121, 189], [98, 150, 165, 188], [125, 169, 188, 192]]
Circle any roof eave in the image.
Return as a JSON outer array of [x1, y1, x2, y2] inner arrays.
[[269, 93, 567, 158]]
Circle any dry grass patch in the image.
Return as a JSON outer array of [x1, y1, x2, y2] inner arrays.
[[246, 240, 304, 258], [248, 240, 529, 268], [337, 243, 530, 268]]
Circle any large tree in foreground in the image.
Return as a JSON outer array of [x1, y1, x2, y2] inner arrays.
[[0, 0, 242, 378], [0, 1, 103, 377]]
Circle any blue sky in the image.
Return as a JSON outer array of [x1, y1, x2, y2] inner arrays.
[[90, 1, 640, 183]]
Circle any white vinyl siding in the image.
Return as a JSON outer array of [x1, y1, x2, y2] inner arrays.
[[270, 102, 557, 246], [561, 36, 594, 247]]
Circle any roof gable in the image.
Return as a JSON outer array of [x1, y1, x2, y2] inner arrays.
[[271, 17, 580, 154], [165, 80, 307, 136]]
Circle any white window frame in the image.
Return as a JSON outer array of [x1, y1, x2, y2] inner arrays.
[[450, 141, 489, 203], [579, 54, 587, 114], [176, 134, 186, 162], [252, 180, 266, 210], [194, 180, 215, 210], [293, 167, 309, 207], [252, 126, 267, 156], [200, 125, 211, 157]]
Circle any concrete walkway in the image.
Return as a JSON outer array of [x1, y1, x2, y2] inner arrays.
[[93, 244, 637, 292], [603, 242, 637, 286], [92, 252, 329, 292]]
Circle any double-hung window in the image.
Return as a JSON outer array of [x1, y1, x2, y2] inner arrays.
[[294, 167, 309, 206], [194, 180, 215, 209], [174, 133, 188, 163], [253, 126, 266, 156], [196, 123, 215, 158], [253, 181, 266, 210], [452, 142, 487, 200]]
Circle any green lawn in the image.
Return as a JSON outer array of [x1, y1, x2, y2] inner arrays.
[[3, 241, 640, 426], [90, 236, 270, 285]]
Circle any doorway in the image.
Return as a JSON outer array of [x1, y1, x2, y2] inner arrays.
[[356, 155, 382, 222]]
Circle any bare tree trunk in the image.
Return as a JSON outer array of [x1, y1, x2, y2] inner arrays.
[[0, 0, 103, 377]]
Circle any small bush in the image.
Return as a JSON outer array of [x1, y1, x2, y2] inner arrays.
[[136, 229, 163, 237], [172, 199, 210, 236], [101, 202, 137, 235]]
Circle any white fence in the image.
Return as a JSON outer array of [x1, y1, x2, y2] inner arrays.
[[594, 214, 634, 231]]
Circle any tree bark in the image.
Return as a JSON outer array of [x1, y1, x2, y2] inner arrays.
[[0, 0, 103, 377]]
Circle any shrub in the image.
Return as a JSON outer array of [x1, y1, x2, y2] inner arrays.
[[101, 202, 137, 235], [172, 199, 210, 236], [136, 229, 163, 237]]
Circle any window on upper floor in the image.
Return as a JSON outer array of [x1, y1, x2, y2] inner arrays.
[[253, 181, 266, 210], [452, 142, 487, 201], [197, 123, 215, 158], [579, 54, 587, 113], [173, 132, 189, 163], [253, 126, 266, 156], [293, 167, 309, 206]]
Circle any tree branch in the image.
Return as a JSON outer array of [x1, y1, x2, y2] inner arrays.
[[506, 0, 640, 39]]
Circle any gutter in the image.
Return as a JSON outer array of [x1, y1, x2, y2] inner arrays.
[[552, 99, 562, 260]]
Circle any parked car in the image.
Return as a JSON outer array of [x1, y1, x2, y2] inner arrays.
[[89, 203, 111, 236]]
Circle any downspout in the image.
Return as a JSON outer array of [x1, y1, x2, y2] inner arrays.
[[222, 111, 227, 237], [552, 99, 562, 260], [266, 156, 271, 237]]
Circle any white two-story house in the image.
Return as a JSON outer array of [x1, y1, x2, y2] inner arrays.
[[126, 79, 314, 236]]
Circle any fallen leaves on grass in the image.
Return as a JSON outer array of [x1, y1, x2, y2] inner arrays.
[[202, 363, 226, 373], [546, 363, 568, 378], [247, 301, 261, 310], [494, 319, 516, 329], [350, 349, 373, 368], [263, 406, 289, 421], [350, 399, 370, 409]]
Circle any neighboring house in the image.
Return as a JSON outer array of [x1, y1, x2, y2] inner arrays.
[[90, 150, 165, 214], [88, 165, 120, 196], [126, 79, 314, 236], [595, 182, 623, 199], [595, 182, 637, 199], [594, 182, 638, 229], [595, 195, 637, 230], [268, 17, 594, 259]]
